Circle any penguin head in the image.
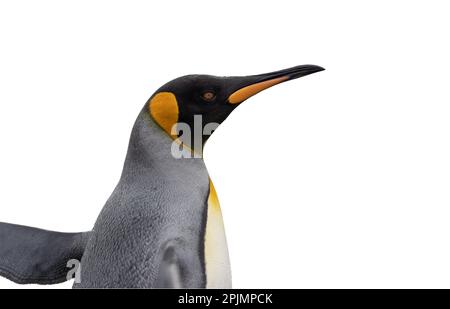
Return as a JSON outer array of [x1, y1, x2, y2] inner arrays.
[[148, 65, 324, 153]]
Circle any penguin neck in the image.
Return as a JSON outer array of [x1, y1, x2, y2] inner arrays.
[[121, 108, 208, 182]]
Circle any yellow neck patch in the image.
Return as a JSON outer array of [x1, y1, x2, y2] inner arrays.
[[208, 180, 220, 211], [149, 92, 179, 137]]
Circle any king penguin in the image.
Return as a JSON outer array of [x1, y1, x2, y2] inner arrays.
[[0, 65, 324, 288]]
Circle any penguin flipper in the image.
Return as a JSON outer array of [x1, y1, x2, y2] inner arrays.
[[0, 222, 90, 285]]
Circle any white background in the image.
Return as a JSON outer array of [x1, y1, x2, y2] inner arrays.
[[1, 1, 449, 289]]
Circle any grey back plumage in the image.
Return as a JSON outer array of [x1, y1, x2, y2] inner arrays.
[[73, 109, 210, 288]]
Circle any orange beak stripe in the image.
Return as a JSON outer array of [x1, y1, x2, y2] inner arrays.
[[228, 76, 289, 104]]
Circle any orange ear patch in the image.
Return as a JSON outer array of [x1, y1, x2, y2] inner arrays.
[[149, 92, 179, 137]]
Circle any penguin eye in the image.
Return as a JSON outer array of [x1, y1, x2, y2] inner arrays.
[[201, 91, 216, 102]]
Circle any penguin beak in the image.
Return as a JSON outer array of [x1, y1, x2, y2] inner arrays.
[[227, 65, 325, 104]]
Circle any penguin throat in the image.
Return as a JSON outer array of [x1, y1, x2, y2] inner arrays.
[[123, 111, 208, 178]]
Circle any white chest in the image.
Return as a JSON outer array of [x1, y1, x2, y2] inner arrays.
[[204, 181, 232, 288]]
